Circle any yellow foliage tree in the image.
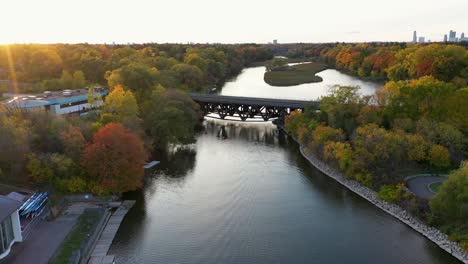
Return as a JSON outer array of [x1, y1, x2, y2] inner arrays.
[[429, 144, 451, 168]]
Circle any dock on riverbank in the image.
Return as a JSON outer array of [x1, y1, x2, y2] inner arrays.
[[88, 200, 135, 264]]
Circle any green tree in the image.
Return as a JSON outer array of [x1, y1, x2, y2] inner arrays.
[[72, 70, 86, 89], [171, 63, 204, 91], [377, 183, 412, 203], [87, 86, 102, 109], [320, 85, 365, 136], [0, 113, 31, 179], [430, 162, 468, 224], [105, 63, 160, 95], [265, 57, 289, 72], [142, 85, 200, 147], [59, 125, 86, 161]]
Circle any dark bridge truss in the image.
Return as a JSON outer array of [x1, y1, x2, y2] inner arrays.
[[189, 93, 319, 121], [201, 103, 300, 121]]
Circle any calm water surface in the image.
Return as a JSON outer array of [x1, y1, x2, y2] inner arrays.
[[220, 66, 381, 100], [109, 68, 459, 263]]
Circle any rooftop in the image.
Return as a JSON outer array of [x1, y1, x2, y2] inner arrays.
[[3, 87, 108, 108], [0, 195, 22, 222]]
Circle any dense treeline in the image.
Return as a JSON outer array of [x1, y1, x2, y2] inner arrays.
[[283, 42, 468, 87], [0, 43, 273, 194], [0, 43, 273, 93], [285, 76, 468, 249]]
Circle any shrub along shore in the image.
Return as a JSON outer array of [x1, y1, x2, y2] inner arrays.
[[282, 126, 468, 263]]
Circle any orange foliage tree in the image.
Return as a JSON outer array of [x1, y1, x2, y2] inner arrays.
[[82, 123, 146, 194]]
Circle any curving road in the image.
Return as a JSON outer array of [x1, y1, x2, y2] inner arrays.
[[406, 176, 446, 199]]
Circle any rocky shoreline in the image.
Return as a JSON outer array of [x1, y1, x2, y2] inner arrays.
[[280, 126, 468, 263]]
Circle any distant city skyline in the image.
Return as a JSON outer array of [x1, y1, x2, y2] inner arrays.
[[0, 0, 467, 44], [412, 29, 467, 43]]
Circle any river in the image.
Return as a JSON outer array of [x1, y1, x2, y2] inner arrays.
[[109, 66, 459, 263]]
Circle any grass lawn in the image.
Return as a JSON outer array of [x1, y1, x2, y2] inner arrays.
[[264, 62, 328, 86], [429, 182, 442, 193], [49, 209, 103, 264]]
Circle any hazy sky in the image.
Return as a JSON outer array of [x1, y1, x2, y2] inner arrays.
[[1, 0, 466, 44]]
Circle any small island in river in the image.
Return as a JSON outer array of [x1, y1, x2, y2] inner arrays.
[[264, 58, 328, 86]]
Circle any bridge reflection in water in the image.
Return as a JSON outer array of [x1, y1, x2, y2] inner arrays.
[[189, 93, 319, 121]]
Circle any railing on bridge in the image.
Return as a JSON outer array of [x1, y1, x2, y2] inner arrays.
[[189, 93, 319, 121]]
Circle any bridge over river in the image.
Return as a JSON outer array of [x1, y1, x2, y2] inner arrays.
[[189, 93, 319, 121]]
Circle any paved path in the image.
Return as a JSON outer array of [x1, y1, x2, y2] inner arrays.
[[2, 203, 97, 264], [406, 176, 446, 199]]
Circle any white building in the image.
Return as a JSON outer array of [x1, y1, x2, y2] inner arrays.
[[418, 37, 425, 43], [0, 196, 23, 260], [3, 88, 108, 115]]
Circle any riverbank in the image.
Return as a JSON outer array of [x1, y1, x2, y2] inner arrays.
[[282, 128, 468, 263], [264, 62, 327, 86]]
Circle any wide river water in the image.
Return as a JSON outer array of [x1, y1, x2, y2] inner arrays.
[[109, 67, 459, 263]]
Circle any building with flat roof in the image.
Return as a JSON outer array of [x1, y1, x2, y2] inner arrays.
[[2, 87, 108, 115], [0, 195, 23, 260]]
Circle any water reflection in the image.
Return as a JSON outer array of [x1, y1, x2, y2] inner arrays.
[[154, 146, 197, 178], [110, 120, 458, 264]]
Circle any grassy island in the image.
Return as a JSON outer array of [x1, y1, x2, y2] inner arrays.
[[264, 62, 328, 86]]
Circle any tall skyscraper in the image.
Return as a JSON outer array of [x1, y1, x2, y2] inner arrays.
[[449, 30, 456, 42], [444, 34, 448, 42], [413, 31, 417, 43]]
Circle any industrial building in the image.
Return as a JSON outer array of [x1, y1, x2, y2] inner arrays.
[[2, 87, 108, 115]]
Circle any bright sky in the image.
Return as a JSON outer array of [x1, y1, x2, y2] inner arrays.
[[1, 0, 466, 44]]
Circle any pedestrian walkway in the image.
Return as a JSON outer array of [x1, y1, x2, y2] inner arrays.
[[88, 200, 135, 264], [3, 203, 96, 264]]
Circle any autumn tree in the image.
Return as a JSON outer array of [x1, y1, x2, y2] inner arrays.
[[351, 124, 405, 184], [428, 144, 451, 169], [384, 76, 456, 122], [59, 125, 86, 161], [309, 125, 345, 155], [100, 85, 139, 128], [27, 153, 79, 184], [405, 134, 430, 162], [323, 141, 353, 172], [82, 123, 146, 194]]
